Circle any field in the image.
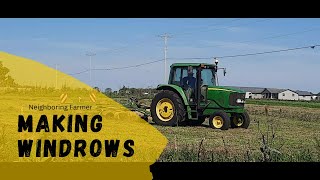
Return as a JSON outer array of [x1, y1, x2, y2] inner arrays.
[[153, 103, 320, 162], [113, 97, 320, 162], [246, 99, 320, 109], [112, 97, 320, 162]]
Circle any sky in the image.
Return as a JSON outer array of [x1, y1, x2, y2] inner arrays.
[[0, 18, 319, 93]]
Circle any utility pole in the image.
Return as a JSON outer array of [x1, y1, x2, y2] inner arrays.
[[158, 33, 171, 84], [86, 51, 96, 86]]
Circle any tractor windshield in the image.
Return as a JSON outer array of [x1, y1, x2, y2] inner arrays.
[[201, 69, 216, 86]]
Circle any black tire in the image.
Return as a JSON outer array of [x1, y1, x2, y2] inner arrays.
[[186, 116, 206, 126], [231, 111, 250, 129], [209, 111, 230, 130], [151, 90, 186, 126]]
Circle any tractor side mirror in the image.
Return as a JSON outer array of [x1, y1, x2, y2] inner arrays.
[[223, 68, 226, 76]]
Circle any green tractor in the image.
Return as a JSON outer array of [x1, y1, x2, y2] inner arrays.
[[150, 61, 250, 130]]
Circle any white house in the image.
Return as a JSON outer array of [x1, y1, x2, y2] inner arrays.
[[250, 88, 265, 99], [278, 89, 298, 100], [224, 86, 316, 101], [261, 88, 286, 100], [312, 93, 318, 100], [251, 92, 264, 99], [245, 92, 252, 99], [225, 86, 265, 99], [296, 90, 313, 101]]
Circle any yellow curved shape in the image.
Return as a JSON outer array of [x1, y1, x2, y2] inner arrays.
[[213, 116, 224, 128], [0, 52, 167, 179]]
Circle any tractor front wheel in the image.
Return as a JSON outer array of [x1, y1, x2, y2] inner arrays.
[[151, 90, 186, 126], [230, 111, 250, 129], [209, 111, 230, 130]]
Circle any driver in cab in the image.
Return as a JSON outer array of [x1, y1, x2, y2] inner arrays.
[[181, 66, 196, 101]]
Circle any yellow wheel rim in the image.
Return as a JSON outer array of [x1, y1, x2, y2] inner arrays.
[[233, 116, 244, 127], [213, 116, 224, 128], [156, 98, 174, 121]]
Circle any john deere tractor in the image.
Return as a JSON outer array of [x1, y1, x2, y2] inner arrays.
[[150, 61, 249, 130]]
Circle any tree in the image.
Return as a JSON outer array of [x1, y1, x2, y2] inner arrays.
[[0, 61, 18, 87], [105, 88, 112, 95], [119, 85, 128, 96], [93, 86, 100, 92]]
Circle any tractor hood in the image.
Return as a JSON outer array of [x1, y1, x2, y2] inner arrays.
[[206, 86, 246, 108]]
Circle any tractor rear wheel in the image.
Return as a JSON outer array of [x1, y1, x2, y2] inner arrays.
[[209, 111, 230, 130], [151, 90, 186, 126], [230, 111, 250, 129]]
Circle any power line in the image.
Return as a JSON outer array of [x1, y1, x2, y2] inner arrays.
[[92, 19, 244, 56], [93, 59, 164, 71], [69, 69, 90, 75], [214, 44, 319, 59], [169, 44, 319, 60], [256, 27, 320, 41], [69, 44, 319, 75], [171, 18, 242, 36], [199, 27, 320, 48], [68, 59, 165, 76]]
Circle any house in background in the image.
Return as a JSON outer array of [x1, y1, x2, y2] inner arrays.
[[261, 88, 286, 100], [311, 93, 318, 101], [226, 86, 317, 101], [296, 90, 313, 101], [251, 88, 265, 99], [278, 89, 299, 100]]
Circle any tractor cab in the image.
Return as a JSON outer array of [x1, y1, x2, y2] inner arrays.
[[168, 63, 217, 104]]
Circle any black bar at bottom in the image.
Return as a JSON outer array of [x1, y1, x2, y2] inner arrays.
[[150, 162, 319, 179]]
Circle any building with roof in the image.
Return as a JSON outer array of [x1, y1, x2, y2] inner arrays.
[[296, 90, 313, 101], [250, 87, 265, 99], [226, 86, 317, 101], [278, 89, 299, 100], [261, 88, 286, 100]]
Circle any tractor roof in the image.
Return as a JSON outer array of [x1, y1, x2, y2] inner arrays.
[[170, 63, 215, 67]]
